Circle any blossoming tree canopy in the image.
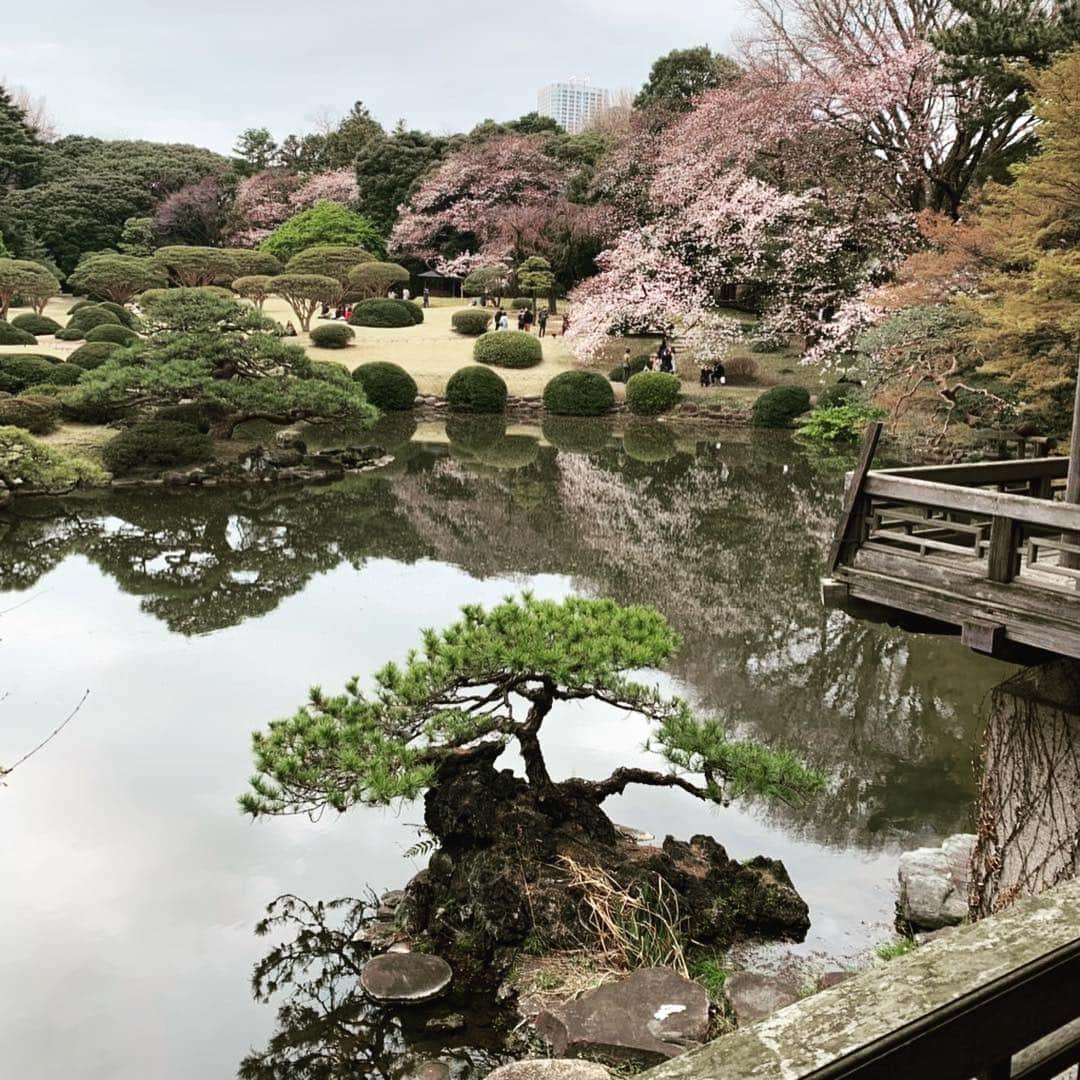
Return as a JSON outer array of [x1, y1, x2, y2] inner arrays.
[[240, 593, 823, 818]]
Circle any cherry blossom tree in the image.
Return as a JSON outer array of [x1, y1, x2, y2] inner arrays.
[[228, 168, 362, 248]]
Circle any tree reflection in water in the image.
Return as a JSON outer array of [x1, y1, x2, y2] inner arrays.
[[240, 895, 511, 1080]]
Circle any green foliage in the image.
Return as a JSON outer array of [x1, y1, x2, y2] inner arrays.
[[817, 382, 861, 408], [347, 261, 410, 299], [54, 326, 84, 341], [400, 299, 424, 325], [543, 369, 615, 416], [69, 341, 122, 369], [0, 393, 61, 434], [797, 404, 885, 443], [240, 593, 821, 819], [68, 253, 165, 304], [510, 297, 533, 310], [876, 937, 918, 962], [269, 273, 343, 331], [749, 331, 790, 353], [309, 323, 356, 349], [95, 301, 138, 329], [118, 216, 157, 257], [354, 128, 449, 234], [232, 275, 274, 309], [0, 354, 81, 393], [154, 401, 231, 433], [635, 46, 742, 112], [751, 385, 812, 428], [0, 319, 37, 345], [84, 323, 139, 347], [285, 245, 376, 288], [462, 264, 509, 299], [68, 304, 123, 332], [451, 309, 493, 336], [0, 258, 59, 319], [101, 419, 214, 476], [352, 361, 417, 410], [623, 421, 677, 462], [609, 356, 651, 382], [625, 371, 681, 415], [516, 255, 556, 302], [473, 329, 543, 369], [0, 426, 107, 492], [221, 249, 283, 279], [10, 312, 61, 336], [542, 416, 614, 453], [348, 298, 415, 328], [446, 365, 508, 413], [153, 245, 238, 288], [446, 413, 506, 453], [688, 954, 730, 1002], [262, 202, 386, 263]]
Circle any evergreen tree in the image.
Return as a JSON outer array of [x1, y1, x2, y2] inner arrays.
[[0, 83, 42, 188]]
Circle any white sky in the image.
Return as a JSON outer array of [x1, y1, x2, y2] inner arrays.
[[1, 0, 747, 153]]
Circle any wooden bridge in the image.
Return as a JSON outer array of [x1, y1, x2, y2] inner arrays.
[[822, 426, 1080, 662]]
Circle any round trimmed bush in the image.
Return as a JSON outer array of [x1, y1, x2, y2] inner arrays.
[[309, 323, 356, 349], [0, 393, 61, 434], [352, 361, 417, 410], [84, 323, 139, 347], [751, 385, 812, 428], [451, 310, 492, 336], [609, 356, 650, 383], [473, 330, 543, 369], [543, 370, 615, 417], [510, 297, 533, 310], [624, 421, 677, 462], [95, 301, 138, 329], [817, 382, 861, 408], [55, 326, 85, 341], [67, 300, 96, 315], [68, 305, 123, 333], [101, 420, 214, 477], [0, 320, 37, 345], [400, 299, 423, 325], [0, 355, 81, 393], [69, 341, 122, 369], [542, 416, 614, 454], [348, 298, 415, 328], [446, 365, 508, 414], [11, 313, 62, 336], [625, 371, 681, 415]]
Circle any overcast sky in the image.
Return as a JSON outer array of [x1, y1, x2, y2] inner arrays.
[[1, 0, 747, 153]]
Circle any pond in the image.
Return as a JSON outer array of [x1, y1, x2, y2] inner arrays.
[[0, 421, 1012, 1079]]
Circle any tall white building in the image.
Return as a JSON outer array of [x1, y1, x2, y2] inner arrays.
[[538, 78, 609, 134]]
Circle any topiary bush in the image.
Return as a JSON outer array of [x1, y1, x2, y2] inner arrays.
[[542, 416, 614, 454], [69, 341, 123, 370], [510, 297, 533, 310], [399, 299, 424, 325], [309, 323, 356, 349], [54, 326, 85, 341], [751, 385, 812, 428], [348, 298, 415, 328], [451, 309, 492, 336], [351, 361, 417, 410], [473, 330, 543, 369], [446, 365, 508, 413], [95, 301, 138, 329], [608, 356, 650, 383], [101, 419, 214, 477], [0, 320, 37, 345], [0, 393, 61, 434], [11, 313, 62, 336], [817, 382, 861, 408], [68, 305, 123, 333], [625, 371, 681, 415], [543, 370, 615, 416], [84, 323, 139, 347], [67, 300, 95, 315], [0, 355, 81, 393]]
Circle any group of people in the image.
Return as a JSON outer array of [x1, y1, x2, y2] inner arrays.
[[622, 339, 677, 378], [319, 303, 355, 322], [487, 305, 550, 336]]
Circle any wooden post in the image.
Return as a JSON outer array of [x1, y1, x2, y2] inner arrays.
[[1062, 355, 1080, 570], [987, 515, 1021, 583], [827, 422, 883, 572]]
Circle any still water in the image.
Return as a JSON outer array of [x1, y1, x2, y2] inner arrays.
[[0, 421, 1011, 1079]]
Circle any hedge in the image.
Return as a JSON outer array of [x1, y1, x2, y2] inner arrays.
[[451, 309, 492, 336], [351, 361, 417, 411], [101, 419, 214, 476], [542, 370, 615, 416], [309, 323, 356, 349], [0, 355, 81, 393], [446, 365, 508, 413], [95, 301, 138, 329], [11, 313, 62, 336], [0, 393, 61, 434], [84, 323, 139, 347], [69, 341, 122, 369], [55, 326, 85, 341], [473, 330, 542, 369], [0, 320, 37, 346], [625, 371, 681, 415], [68, 305, 123, 332], [348, 298, 414, 328], [67, 300, 95, 315], [542, 416, 614, 454], [751, 385, 812, 428]]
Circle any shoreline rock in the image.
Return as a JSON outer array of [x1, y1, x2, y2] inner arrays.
[[897, 833, 975, 932]]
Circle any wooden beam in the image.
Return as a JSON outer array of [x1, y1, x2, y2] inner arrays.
[[962, 619, 1006, 654], [878, 457, 1068, 485], [827, 422, 883, 572], [988, 515, 1022, 583], [820, 577, 850, 606]]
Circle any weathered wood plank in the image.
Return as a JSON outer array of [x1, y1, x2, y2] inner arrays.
[[877, 457, 1068, 485], [988, 516, 1022, 583], [827, 422, 883, 572], [962, 618, 1006, 654]]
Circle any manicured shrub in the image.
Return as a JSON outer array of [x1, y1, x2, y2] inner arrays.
[[137, 288, 171, 307], [54, 326, 85, 341], [724, 355, 759, 383], [84, 323, 139, 346], [11, 313, 62, 336], [751, 385, 812, 428], [446, 365, 508, 413], [69, 341, 122, 369], [0, 355, 81, 393], [624, 421, 677, 462], [101, 419, 214, 476], [473, 330, 542, 369], [608, 356, 650, 383], [309, 323, 356, 349], [154, 401, 230, 434], [351, 361, 417, 410], [68, 304, 123, 332], [510, 297, 533, 310], [67, 300, 95, 315], [348, 298, 414, 328], [400, 299, 424, 325], [0, 320, 37, 345], [95, 301, 138, 329], [817, 382, 861, 408], [625, 371, 681, 415], [451, 309, 492, 336], [542, 416, 614, 454], [0, 393, 61, 434], [543, 370, 615, 416]]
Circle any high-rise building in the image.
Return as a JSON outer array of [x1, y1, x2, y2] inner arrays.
[[537, 78, 610, 134]]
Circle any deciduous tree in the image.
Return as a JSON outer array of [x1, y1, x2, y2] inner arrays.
[[262, 202, 385, 263], [268, 273, 342, 331], [153, 246, 239, 287], [0, 258, 59, 320]]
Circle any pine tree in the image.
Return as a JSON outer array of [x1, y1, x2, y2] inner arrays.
[[0, 83, 42, 188]]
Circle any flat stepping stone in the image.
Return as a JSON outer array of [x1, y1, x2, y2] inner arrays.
[[485, 1061, 612, 1079], [724, 971, 801, 1026], [360, 952, 452, 1004]]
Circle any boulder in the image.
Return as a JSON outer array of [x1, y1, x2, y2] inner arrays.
[[534, 967, 709, 1068], [416, 1063, 452, 1080], [723, 972, 801, 1026], [359, 952, 452, 1004], [817, 970, 855, 991], [274, 428, 306, 452], [898, 834, 975, 931], [485, 1061, 612, 1079]]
